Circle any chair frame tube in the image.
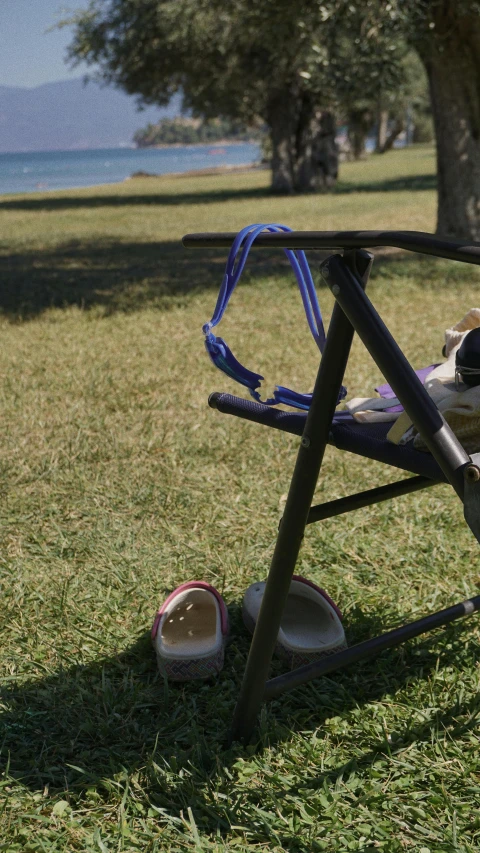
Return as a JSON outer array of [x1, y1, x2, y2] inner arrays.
[[264, 594, 480, 700], [183, 229, 480, 266], [306, 475, 441, 524]]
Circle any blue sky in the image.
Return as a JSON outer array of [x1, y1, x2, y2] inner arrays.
[[0, 1, 89, 87]]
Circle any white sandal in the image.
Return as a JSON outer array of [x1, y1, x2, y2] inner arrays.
[[151, 581, 229, 680], [242, 575, 346, 669]]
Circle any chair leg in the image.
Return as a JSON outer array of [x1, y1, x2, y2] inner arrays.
[[230, 251, 373, 743]]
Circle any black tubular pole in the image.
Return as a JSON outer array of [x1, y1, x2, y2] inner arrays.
[[320, 254, 470, 498], [264, 595, 480, 700], [306, 476, 441, 524], [229, 250, 373, 744], [182, 230, 480, 267], [209, 392, 306, 436]]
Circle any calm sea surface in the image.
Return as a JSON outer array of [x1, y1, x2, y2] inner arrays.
[[0, 143, 261, 196]]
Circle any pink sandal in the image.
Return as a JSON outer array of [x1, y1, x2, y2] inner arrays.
[[151, 581, 229, 680], [242, 575, 346, 669]]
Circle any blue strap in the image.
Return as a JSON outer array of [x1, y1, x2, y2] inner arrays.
[[203, 223, 346, 409]]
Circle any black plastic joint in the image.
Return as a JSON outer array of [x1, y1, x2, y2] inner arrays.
[[208, 392, 222, 409]]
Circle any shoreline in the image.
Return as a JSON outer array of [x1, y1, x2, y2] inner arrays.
[[0, 142, 263, 197], [135, 138, 259, 150], [127, 161, 267, 180], [0, 161, 266, 199]]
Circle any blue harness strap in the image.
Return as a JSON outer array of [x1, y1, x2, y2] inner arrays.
[[202, 223, 347, 410]]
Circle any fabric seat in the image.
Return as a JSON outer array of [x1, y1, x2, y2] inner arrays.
[[330, 418, 445, 480], [209, 391, 446, 481]]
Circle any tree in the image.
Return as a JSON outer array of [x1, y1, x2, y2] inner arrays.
[[133, 116, 260, 147], [402, 1, 480, 240], [374, 52, 431, 154], [65, 0, 335, 192], [325, 10, 408, 160], [65, 0, 406, 193]]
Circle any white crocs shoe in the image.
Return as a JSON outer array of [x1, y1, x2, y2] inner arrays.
[[151, 581, 229, 680], [242, 575, 346, 669]]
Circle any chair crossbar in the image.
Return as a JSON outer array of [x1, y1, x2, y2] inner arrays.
[[306, 475, 441, 524], [183, 229, 480, 267], [264, 593, 480, 701]]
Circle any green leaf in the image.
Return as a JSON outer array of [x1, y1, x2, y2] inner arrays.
[[52, 800, 70, 817]]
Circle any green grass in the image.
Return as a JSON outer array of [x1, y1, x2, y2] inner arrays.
[[1, 145, 480, 851]]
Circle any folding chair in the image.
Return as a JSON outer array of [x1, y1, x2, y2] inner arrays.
[[183, 229, 480, 743]]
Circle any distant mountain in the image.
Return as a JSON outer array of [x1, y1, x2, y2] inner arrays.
[[0, 78, 181, 153]]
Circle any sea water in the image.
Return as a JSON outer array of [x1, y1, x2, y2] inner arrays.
[[0, 143, 261, 196]]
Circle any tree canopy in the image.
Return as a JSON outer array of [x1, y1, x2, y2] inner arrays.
[[66, 0, 407, 192], [133, 117, 259, 147], [66, 0, 480, 237]]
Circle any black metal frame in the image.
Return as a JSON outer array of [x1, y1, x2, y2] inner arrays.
[[183, 230, 480, 743]]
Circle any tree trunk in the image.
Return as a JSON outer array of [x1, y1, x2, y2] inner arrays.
[[267, 94, 295, 193], [294, 109, 338, 192], [307, 110, 338, 191], [348, 125, 365, 160], [267, 92, 338, 193], [415, 10, 480, 240], [293, 92, 317, 192], [380, 116, 404, 153], [347, 108, 373, 160], [376, 109, 389, 153]]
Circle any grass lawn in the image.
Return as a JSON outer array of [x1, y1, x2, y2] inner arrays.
[[1, 145, 480, 851]]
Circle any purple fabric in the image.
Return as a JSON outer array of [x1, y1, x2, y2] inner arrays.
[[374, 364, 439, 413], [376, 365, 438, 398]]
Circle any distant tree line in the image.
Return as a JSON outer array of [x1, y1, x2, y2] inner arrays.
[[66, 0, 480, 240], [135, 84, 433, 154], [133, 117, 261, 147]]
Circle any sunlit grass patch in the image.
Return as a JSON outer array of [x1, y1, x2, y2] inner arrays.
[[1, 146, 480, 851]]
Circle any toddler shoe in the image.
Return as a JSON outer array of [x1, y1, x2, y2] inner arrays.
[[242, 575, 346, 669], [151, 581, 229, 680]]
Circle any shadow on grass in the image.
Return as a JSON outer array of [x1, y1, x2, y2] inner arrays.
[[2, 232, 477, 322], [289, 685, 480, 799], [0, 171, 436, 215], [1, 602, 478, 845], [0, 186, 269, 212], [0, 239, 295, 320], [335, 173, 437, 195]]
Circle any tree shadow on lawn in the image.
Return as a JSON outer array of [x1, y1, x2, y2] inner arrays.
[[1, 602, 478, 843], [0, 185, 269, 212], [0, 171, 436, 216], [0, 239, 286, 321], [1, 234, 474, 323], [335, 172, 437, 195]]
